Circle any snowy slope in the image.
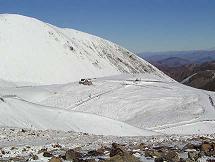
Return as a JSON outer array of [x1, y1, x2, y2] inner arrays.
[[0, 14, 168, 85], [0, 96, 159, 136], [0, 74, 214, 135], [39, 76, 215, 135]]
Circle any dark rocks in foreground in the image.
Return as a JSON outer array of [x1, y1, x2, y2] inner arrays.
[[0, 135, 215, 162], [41, 137, 215, 162]]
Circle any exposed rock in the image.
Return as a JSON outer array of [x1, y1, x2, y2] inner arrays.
[[73, 147, 82, 152], [185, 158, 195, 162], [100, 154, 140, 162], [22, 148, 27, 152], [78, 159, 96, 162], [134, 143, 146, 151], [10, 146, 17, 150], [187, 151, 200, 161], [87, 149, 105, 156], [52, 143, 62, 148], [50, 149, 67, 159], [110, 143, 124, 157], [144, 149, 166, 159], [144, 149, 156, 158], [105, 143, 140, 162], [32, 154, 39, 160], [207, 159, 215, 162], [65, 149, 82, 161], [201, 143, 212, 152], [1, 150, 5, 155], [154, 157, 164, 162], [43, 151, 53, 157], [9, 156, 27, 162], [164, 150, 180, 162], [145, 149, 180, 162], [201, 142, 214, 156], [183, 143, 201, 151], [20, 129, 27, 133], [179, 158, 186, 162], [38, 148, 48, 154], [49, 157, 63, 162]]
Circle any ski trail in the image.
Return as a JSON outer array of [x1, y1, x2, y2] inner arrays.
[[65, 84, 125, 110]]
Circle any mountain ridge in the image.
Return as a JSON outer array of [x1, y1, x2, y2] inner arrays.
[[0, 14, 167, 85]]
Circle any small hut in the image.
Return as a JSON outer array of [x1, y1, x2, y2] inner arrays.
[[79, 79, 93, 86]]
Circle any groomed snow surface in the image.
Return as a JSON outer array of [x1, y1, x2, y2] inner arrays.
[[0, 74, 214, 136], [0, 14, 214, 137]]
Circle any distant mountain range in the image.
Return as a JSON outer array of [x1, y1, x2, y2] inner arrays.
[[140, 50, 215, 66], [139, 50, 215, 91]]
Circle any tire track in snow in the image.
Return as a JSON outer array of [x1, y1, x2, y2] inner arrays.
[[208, 95, 215, 110], [1, 94, 162, 136], [1, 95, 62, 110], [151, 119, 215, 131], [65, 84, 125, 110], [64, 80, 169, 110]]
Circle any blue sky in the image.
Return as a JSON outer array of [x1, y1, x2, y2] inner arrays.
[[0, 0, 214, 52]]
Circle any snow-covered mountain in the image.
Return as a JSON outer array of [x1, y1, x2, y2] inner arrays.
[[0, 14, 214, 136], [0, 74, 215, 136], [0, 14, 167, 85]]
